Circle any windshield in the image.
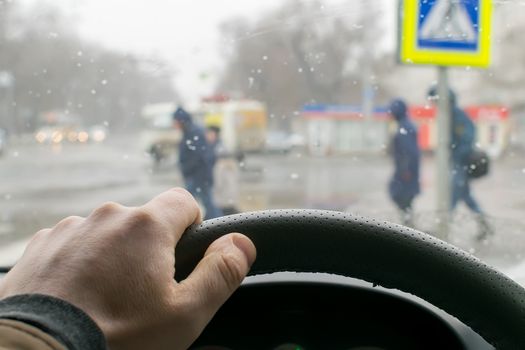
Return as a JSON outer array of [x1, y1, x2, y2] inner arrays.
[[0, 0, 524, 286]]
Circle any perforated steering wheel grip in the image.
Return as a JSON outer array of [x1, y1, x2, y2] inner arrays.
[[175, 209, 525, 349]]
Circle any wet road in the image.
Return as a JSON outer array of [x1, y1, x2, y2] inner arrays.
[[0, 134, 524, 281]]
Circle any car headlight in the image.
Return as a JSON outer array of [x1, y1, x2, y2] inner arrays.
[[51, 131, 63, 144], [77, 131, 89, 143], [92, 130, 106, 142], [67, 131, 78, 142], [35, 132, 47, 143]]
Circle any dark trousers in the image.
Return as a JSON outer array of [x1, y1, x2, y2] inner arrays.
[[185, 179, 223, 220]]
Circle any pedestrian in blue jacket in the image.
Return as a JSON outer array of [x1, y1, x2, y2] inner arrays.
[[428, 88, 493, 240], [173, 107, 222, 219], [388, 99, 421, 227]]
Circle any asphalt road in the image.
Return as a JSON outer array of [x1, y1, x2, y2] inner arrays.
[[0, 134, 524, 282]]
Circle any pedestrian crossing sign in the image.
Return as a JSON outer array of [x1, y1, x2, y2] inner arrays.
[[399, 0, 492, 67]]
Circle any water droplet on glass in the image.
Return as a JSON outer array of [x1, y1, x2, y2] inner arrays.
[[400, 127, 407, 135], [248, 77, 254, 88], [290, 173, 299, 180], [262, 55, 268, 60], [298, 68, 303, 73], [77, 51, 83, 57], [101, 79, 108, 85], [91, 89, 96, 95]]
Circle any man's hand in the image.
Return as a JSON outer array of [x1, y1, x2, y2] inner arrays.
[[0, 188, 256, 350]]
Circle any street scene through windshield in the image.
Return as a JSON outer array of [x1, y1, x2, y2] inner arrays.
[[0, 0, 524, 285]]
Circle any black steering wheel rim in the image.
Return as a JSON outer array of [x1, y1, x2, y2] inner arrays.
[[175, 209, 525, 349]]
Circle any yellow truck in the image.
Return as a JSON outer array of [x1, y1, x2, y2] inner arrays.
[[141, 99, 267, 165], [200, 99, 267, 154]]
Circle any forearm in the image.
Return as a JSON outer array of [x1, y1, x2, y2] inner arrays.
[[0, 294, 106, 350]]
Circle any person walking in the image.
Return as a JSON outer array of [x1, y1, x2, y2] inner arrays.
[[205, 126, 240, 215], [428, 88, 493, 240], [173, 107, 222, 219], [387, 99, 421, 227]]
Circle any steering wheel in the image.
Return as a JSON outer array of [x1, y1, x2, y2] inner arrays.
[[175, 209, 525, 349]]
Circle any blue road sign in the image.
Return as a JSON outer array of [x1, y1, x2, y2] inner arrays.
[[418, 0, 479, 51], [400, 0, 492, 67]]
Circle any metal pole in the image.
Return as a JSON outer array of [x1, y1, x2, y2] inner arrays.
[[436, 66, 451, 238]]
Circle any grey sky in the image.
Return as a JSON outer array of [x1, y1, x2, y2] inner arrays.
[[22, 0, 394, 104]]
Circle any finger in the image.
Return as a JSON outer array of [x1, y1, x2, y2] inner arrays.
[[141, 188, 202, 243], [177, 233, 256, 321]]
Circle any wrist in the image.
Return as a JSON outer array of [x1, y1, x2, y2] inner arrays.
[[0, 294, 107, 350]]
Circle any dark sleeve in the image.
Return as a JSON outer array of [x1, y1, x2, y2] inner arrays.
[[0, 294, 107, 350], [179, 129, 209, 176], [452, 109, 475, 163], [393, 133, 411, 175]]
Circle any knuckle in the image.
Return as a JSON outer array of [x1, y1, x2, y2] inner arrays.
[[170, 187, 198, 207], [170, 187, 191, 197], [124, 208, 167, 235], [55, 216, 83, 229], [129, 208, 157, 226], [217, 252, 245, 290], [92, 201, 123, 217], [30, 228, 50, 242]]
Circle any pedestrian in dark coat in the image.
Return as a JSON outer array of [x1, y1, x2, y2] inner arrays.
[[388, 99, 421, 226], [428, 88, 493, 240], [449, 92, 493, 239], [173, 107, 222, 219]]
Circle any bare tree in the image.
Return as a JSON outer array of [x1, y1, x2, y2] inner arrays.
[[216, 0, 392, 129], [0, 2, 178, 133]]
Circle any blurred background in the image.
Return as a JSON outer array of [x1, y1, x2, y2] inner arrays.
[[0, 0, 524, 281]]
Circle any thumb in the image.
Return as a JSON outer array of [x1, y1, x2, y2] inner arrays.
[[179, 233, 256, 320]]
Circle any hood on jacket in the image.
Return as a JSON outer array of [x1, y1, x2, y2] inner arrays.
[[389, 99, 408, 121], [173, 107, 193, 126], [427, 86, 457, 107]]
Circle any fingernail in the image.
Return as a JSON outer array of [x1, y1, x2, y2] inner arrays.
[[231, 233, 256, 266]]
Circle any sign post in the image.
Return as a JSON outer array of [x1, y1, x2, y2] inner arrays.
[[436, 66, 451, 236], [399, 0, 492, 238]]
